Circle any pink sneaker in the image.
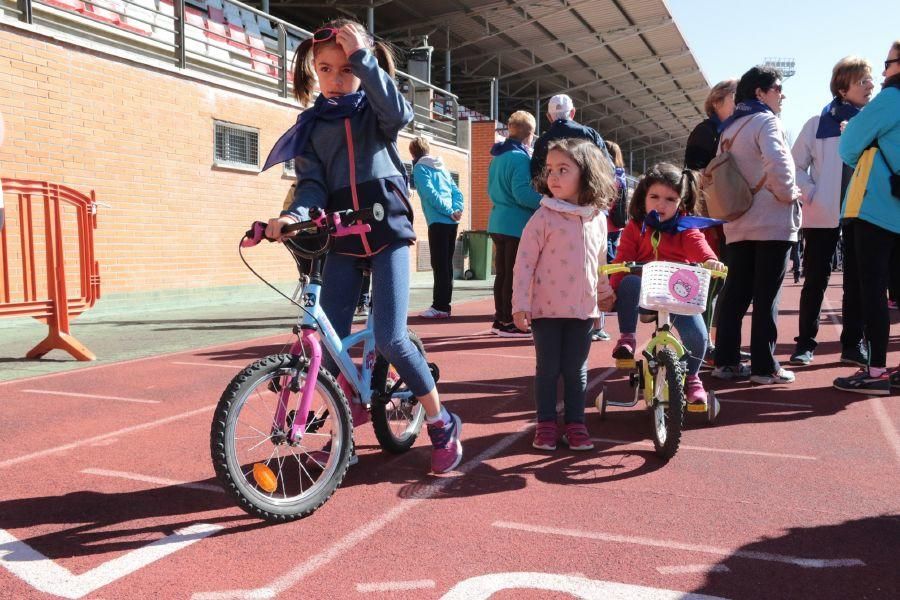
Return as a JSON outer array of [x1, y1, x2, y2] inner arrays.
[[532, 421, 558, 450], [561, 423, 594, 451], [337, 373, 370, 427], [685, 374, 708, 406], [427, 411, 463, 473], [612, 336, 636, 360]]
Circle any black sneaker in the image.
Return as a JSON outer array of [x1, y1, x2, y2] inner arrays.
[[890, 368, 900, 390], [840, 343, 869, 368], [497, 323, 532, 338], [490, 320, 503, 334], [739, 350, 751, 362], [833, 369, 890, 396], [790, 349, 814, 365]]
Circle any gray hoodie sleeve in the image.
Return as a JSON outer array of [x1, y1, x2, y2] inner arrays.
[[349, 48, 413, 140]]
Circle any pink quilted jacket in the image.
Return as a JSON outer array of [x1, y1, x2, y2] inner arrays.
[[512, 196, 614, 320]]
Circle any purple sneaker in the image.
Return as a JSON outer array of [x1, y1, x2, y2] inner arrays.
[[427, 411, 463, 474]]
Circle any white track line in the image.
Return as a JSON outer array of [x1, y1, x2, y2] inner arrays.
[[81, 468, 224, 493], [587, 367, 617, 392], [717, 398, 812, 409], [493, 521, 864, 568], [21, 389, 160, 404], [356, 580, 436, 593], [0, 405, 215, 469], [591, 437, 817, 460], [441, 380, 526, 390], [823, 295, 900, 465], [656, 564, 731, 575], [171, 361, 244, 370], [463, 352, 534, 360]]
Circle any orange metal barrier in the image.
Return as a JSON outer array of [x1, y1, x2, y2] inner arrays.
[[1, 179, 101, 360]]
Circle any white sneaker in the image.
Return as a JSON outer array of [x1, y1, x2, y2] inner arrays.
[[750, 368, 795, 385], [711, 364, 751, 380], [419, 307, 450, 319]]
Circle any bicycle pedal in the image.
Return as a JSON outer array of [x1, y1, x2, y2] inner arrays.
[[615, 358, 636, 370], [686, 402, 708, 413]]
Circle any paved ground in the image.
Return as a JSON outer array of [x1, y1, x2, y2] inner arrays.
[[0, 275, 898, 600]]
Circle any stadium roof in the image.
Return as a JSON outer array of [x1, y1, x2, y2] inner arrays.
[[268, 0, 711, 166]]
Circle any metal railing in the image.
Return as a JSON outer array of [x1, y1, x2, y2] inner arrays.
[[7, 0, 460, 145]]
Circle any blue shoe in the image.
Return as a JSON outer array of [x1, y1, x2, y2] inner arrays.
[[427, 411, 463, 474]]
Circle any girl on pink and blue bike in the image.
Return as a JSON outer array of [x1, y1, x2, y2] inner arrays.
[[262, 19, 462, 474]]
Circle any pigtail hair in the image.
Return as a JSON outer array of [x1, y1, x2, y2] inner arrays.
[[292, 38, 316, 106], [679, 169, 701, 216], [372, 41, 397, 78]]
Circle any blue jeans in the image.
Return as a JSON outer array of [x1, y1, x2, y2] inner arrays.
[[320, 242, 435, 396], [614, 274, 706, 376], [531, 318, 593, 424]]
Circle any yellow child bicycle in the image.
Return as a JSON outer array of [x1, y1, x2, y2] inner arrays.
[[595, 260, 727, 460]]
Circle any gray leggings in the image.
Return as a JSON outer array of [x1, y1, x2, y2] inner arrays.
[[531, 318, 593, 424]]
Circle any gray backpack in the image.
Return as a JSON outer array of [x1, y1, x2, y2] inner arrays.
[[700, 118, 767, 221]]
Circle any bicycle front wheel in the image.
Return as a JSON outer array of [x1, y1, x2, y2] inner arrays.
[[210, 354, 352, 522], [649, 347, 685, 460], [370, 331, 428, 453]]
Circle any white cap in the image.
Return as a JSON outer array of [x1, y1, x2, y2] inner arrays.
[[548, 94, 574, 115]]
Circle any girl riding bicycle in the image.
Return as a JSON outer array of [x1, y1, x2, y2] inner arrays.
[[610, 163, 724, 408], [511, 139, 617, 451], [262, 19, 462, 474]]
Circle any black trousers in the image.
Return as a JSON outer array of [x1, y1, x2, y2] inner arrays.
[[840, 220, 866, 352], [428, 223, 458, 313], [795, 227, 841, 352], [491, 233, 520, 324], [715, 240, 791, 375], [847, 219, 899, 368]]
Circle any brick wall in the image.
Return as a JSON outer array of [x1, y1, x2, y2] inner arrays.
[[0, 23, 470, 299], [469, 120, 503, 231]]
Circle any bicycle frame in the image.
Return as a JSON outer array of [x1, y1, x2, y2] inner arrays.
[[640, 310, 687, 406]]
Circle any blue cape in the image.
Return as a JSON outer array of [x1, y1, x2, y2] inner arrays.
[[641, 210, 724, 234], [262, 91, 368, 171]]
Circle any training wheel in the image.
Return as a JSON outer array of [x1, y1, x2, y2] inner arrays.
[[706, 390, 720, 424], [595, 385, 608, 420]]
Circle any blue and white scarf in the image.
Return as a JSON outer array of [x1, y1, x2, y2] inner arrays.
[[262, 91, 368, 171], [641, 210, 724, 235], [719, 99, 773, 132], [815, 98, 860, 139], [490, 138, 530, 157]]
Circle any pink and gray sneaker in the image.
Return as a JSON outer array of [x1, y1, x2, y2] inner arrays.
[[532, 421, 558, 450], [561, 423, 594, 451], [685, 374, 708, 407], [427, 411, 463, 473]]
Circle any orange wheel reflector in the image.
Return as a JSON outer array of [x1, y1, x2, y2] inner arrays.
[[252, 463, 277, 493]]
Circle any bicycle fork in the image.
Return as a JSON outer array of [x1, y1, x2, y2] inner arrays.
[[272, 329, 323, 444]]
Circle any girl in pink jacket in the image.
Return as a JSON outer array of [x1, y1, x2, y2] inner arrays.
[[512, 139, 617, 452]]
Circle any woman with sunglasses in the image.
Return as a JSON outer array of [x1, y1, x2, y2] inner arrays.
[[832, 41, 900, 396], [262, 19, 463, 474], [711, 65, 801, 386], [788, 57, 874, 369]]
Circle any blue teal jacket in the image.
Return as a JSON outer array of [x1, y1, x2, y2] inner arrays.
[[487, 145, 542, 238], [282, 48, 415, 255], [840, 84, 900, 234], [412, 156, 464, 226]]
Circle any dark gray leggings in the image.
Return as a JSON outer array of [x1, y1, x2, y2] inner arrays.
[[531, 318, 593, 424]]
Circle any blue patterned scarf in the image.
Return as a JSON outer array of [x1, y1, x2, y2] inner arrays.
[[815, 99, 860, 139], [262, 91, 368, 171], [719, 99, 773, 132], [641, 210, 724, 234], [490, 138, 530, 157]]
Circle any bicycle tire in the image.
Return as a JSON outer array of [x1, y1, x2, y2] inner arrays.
[[370, 330, 428, 453], [210, 354, 352, 522], [649, 347, 686, 460]]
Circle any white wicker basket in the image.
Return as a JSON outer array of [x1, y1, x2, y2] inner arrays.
[[639, 261, 711, 316]]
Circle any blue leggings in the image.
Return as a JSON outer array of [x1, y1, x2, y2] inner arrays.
[[614, 274, 707, 376], [320, 242, 435, 397]]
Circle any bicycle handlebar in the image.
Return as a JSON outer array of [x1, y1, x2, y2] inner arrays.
[[241, 203, 385, 248], [601, 261, 728, 279]]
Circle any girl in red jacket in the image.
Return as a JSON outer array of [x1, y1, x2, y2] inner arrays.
[[611, 163, 724, 406]]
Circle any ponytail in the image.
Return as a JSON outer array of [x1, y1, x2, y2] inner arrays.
[[679, 168, 702, 216]]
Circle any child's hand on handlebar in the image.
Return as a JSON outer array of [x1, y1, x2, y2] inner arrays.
[[513, 311, 531, 332], [265, 216, 298, 241], [703, 259, 725, 272]]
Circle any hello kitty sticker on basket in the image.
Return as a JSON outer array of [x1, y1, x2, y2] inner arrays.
[[668, 269, 701, 303]]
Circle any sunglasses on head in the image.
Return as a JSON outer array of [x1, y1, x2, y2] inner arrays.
[[312, 27, 340, 44]]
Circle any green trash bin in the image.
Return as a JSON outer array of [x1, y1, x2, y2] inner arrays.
[[464, 230, 492, 280]]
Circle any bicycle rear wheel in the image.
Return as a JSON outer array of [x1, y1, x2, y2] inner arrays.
[[649, 347, 685, 460], [210, 354, 352, 522], [370, 331, 428, 453]]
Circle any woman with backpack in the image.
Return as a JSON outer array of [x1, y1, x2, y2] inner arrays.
[[711, 65, 801, 386]]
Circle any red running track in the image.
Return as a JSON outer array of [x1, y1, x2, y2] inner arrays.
[[0, 276, 898, 599]]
